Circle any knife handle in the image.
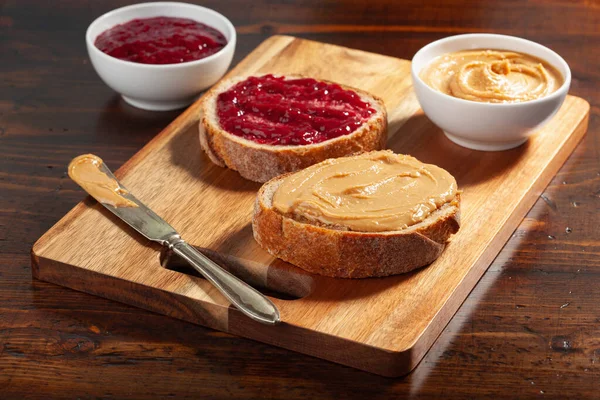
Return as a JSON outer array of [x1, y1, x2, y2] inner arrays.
[[169, 238, 281, 325]]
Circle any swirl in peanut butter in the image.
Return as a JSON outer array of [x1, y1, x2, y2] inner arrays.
[[420, 50, 563, 103], [272, 151, 457, 232]]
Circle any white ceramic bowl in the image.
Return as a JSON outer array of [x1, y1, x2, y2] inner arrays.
[[86, 2, 236, 111], [411, 34, 571, 151]]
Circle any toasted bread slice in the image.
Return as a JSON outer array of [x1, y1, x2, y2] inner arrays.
[[199, 75, 387, 183], [252, 165, 461, 279]]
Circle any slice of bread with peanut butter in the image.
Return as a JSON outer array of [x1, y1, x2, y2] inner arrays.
[[252, 150, 460, 278]]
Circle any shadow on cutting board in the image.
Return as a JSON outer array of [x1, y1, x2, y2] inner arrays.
[[388, 111, 530, 188], [168, 121, 261, 192], [162, 238, 419, 305]]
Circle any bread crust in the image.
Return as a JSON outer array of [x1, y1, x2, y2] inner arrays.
[[252, 172, 461, 278], [199, 75, 388, 182]]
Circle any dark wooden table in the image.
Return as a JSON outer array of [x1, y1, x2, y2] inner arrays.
[[2, 0, 599, 398]]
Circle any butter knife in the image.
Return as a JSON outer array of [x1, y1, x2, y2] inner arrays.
[[68, 154, 280, 325]]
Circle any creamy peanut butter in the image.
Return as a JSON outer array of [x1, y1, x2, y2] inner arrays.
[[68, 154, 138, 208], [420, 49, 563, 103], [272, 151, 457, 232]]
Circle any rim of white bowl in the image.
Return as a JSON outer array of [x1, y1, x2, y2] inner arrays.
[[411, 33, 572, 108], [85, 1, 236, 69]]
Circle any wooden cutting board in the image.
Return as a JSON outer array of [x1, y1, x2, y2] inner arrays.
[[32, 35, 589, 377]]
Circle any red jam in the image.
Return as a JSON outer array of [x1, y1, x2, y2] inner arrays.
[[94, 17, 227, 64], [216, 75, 376, 146]]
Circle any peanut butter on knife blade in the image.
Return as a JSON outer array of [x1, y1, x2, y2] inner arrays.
[[68, 154, 138, 208]]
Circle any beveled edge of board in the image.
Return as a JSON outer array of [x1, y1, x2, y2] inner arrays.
[[410, 98, 589, 363], [31, 251, 417, 377]]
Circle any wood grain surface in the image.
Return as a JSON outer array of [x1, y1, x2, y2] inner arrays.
[[31, 34, 590, 377], [2, 0, 600, 398]]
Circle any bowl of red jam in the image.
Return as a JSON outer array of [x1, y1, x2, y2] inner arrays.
[[86, 2, 236, 111]]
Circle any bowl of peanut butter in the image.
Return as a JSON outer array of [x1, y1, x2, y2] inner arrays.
[[412, 34, 571, 151]]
